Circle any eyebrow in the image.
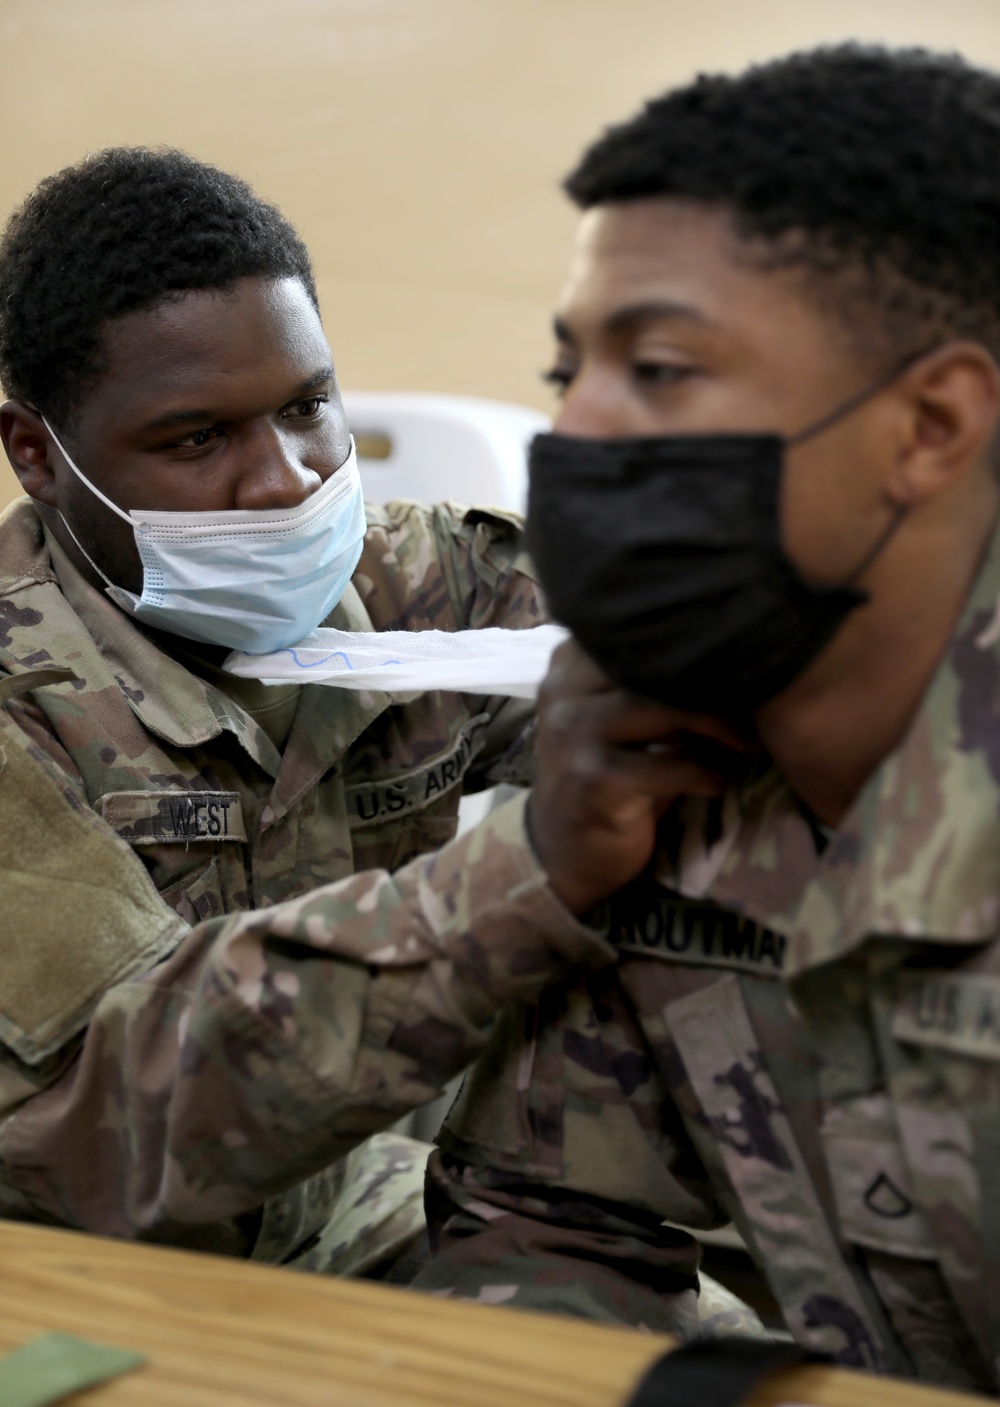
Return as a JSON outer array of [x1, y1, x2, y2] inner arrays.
[[553, 300, 712, 344], [141, 364, 336, 431]]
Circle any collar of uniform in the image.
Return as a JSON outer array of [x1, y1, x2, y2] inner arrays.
[[657, 521, 1000, 975], [0, 497, 58, 594], [41, 525, 282, 774], [263, 580, 394, 825]]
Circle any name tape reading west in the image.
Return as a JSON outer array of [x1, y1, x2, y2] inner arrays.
[[344, 717, 488, 829], [892, 971, 1000, 1060], [610, 888, 788, 977], [98, 790, 247, 845]]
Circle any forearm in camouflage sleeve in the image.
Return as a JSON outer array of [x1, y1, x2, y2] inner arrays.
[[1, 790, 614, 1241], [414, 1149, 704, 1338]]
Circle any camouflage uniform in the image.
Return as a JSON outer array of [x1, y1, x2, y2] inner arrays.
[[0, 494, 612, 1274], [419, 522, 1000, 1391]]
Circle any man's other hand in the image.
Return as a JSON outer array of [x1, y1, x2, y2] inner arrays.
[[530, 640, 749, 916]]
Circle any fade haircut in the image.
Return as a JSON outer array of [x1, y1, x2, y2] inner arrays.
[[0, 146, 317, 428], [565, 46, 1000, 365]]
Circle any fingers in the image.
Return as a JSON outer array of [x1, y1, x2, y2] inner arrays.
[[602, 747, 730, 799], [531, 635, 741, 913], [564, 736, 730, 807], [543, 638, 617, 695], [541, 683, 748, 754], [541, 641, 749, 752], [596, 696, 748, 750]]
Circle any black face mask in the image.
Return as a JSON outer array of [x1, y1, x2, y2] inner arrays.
[[525, 365, 917, 716]]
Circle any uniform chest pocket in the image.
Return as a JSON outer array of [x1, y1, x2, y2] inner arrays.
[[158, 857, 226, 926], [821, 1092, 937, 1261], [97, 790, 247, 923]]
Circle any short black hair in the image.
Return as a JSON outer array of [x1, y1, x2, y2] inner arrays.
[[0, 146, 318, 428], [566, 46, 1000, 361]]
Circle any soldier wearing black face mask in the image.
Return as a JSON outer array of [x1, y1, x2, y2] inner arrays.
[[415, 48, 1000, 1391], [527, 357, 920, 717]]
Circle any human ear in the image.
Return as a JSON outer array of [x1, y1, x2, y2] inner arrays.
[[0, 401, 59, 507], [885, 343, 1000, 507]]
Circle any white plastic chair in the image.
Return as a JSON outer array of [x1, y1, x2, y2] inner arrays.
[[341, 390, 549, 513]]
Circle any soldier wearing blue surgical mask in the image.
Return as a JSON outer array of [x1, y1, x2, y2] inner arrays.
[[42, 411, 368, 656], [9, 269, 362, 659], [0, 149, 629, 1299]]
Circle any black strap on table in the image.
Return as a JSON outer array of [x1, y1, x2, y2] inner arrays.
[[624, 1336, 821, 1407]]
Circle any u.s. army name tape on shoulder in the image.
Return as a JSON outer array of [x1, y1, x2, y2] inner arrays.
[[893, 971, 1000, 1059], [344, 716, 489, 829]]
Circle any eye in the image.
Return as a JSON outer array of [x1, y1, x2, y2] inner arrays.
[[632, 361, 695, 387], [283, 395, 327, 420], [540, 366, 576, 397], [173, 426, 222, 449]]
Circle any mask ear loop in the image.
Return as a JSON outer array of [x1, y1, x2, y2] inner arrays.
[[785, 344, 937, 450], [783, 344, 939, 590], [39, 416, 133, 590], [840, 502, 911, 591], [55, 506, 120, 591], [41, 417, 135, 523]]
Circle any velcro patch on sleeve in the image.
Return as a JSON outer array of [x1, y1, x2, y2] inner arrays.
[[892, 971, 1000, 1060], [345, 715, 488, 830], [0, 727, 187, 1065], [97, 791, 247, 844]]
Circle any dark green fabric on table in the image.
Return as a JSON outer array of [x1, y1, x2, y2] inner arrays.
[[0, 1333, 145, 1406]]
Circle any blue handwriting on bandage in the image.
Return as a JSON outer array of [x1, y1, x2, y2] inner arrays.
[[277, 648, 404, 671]]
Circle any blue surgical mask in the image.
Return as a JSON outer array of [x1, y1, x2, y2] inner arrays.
[[44, 420, 367, 655]]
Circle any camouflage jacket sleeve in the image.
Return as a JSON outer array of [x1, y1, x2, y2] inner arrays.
[[416, 1149, 705, 1337], [0, 709, 613, 1248], [411, 963, 737, 1339]]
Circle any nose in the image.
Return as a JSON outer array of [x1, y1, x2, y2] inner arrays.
[[552, 363, 641, 440], [232, 423, 322, 511]]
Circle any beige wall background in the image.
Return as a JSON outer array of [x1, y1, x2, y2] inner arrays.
[[2, 0, 1000, 509]]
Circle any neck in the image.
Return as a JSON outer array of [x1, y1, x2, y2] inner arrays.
[[754, 480, 1000, 826], [39, 504, 232, 669]]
